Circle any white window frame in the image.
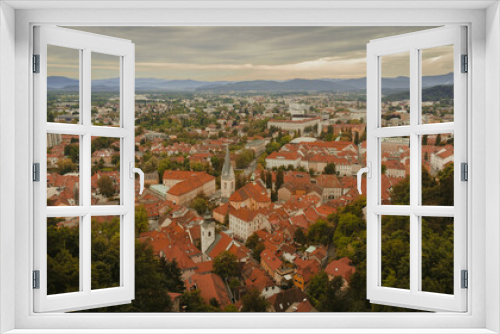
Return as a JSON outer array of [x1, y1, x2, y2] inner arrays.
[[366, 26, 467, 312], [1, 2, 499, 333], [33, 26, 136, 312]]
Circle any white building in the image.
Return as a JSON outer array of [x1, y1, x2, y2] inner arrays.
[[229, 207, 269, 241]]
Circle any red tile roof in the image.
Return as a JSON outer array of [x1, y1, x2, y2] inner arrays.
[[261, 249, 283, 272], [187, 273, 231, 307], [266, 151, 301, 161], [229, 181, 270, 204], [195, 261, 213, 274], [316, 174, 342, 189], [325, 257, 356, 282], [295, 258, 321, 284], [208, 232, 233, 259], [167, 173, 215, 196], [315, 205, 336, 217], [289, 214, 310, 230]]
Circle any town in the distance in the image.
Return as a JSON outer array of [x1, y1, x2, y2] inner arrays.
[[46, 84, 455, 312]]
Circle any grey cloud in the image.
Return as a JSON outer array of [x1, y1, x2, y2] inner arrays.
[[56, 26, 442, 81]]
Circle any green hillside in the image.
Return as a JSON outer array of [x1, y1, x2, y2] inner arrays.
[[382, 85, 453, 102]]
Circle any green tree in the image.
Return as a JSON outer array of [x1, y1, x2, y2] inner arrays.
[[294, 227, 307, 245], [135, 205, 149, 235], [271, 190, 278, 202], [307, 271, 329, 306], [276, 169, 284, 189], [160, 258, 185, 293], [422, 134, 428, 146], [64, 144, 79, 163], [223, 304, 239, 312], [191, 196, 208, 215], [324, 163, 336, 175], [253, 243, 265, 262], [354, 131, 360, 145], [308, 219, 335, 246], [435, 133, 442, 146], [213, 251, 239, 279], [180, 290, 211, 312], [241, 288, 269, 312], [97, 175, 115, 198], [58, 158, 77, 175], [265, 171, 273, 189], [245, 233, 260, 250]]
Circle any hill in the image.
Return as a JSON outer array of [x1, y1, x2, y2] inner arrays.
[[382, 85, 453, 102]]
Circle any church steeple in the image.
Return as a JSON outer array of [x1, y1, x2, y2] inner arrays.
[[221, 145, 235, 200]]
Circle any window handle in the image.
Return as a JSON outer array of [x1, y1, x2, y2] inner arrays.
[[129, 162, 145, 194], [357, 162, 371, 194]]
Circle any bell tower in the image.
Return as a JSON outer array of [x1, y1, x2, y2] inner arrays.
[[221, 145, 235, 200], [201, 213, 216, 255]]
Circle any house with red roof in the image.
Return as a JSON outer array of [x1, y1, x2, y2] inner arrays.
[[325, 257, 356, 286], [186, 273, 231, 307], [260, 249, 294, 284], [162, 171, 215, 206], [293, 258, 321, 291], [243, 264, 281, 299], [229, 180, 271, 210], [316, 174, 343, 201], [212, 202, 232, 224], [265, 151, 303, 170]]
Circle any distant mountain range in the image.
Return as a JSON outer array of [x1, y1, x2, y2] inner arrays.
[[47, 73, 453, 94]]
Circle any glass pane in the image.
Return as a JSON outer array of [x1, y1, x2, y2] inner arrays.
[[421, 45, 454, 124], [47, 45, 80, 124], [381, 137, 410, 205], [47, 217, 80, 295], [421, 133, 454, 206], [91, 215, 120, 290], [421, 217, 454, 294], [381, 215, 410, 289], [380, 52, 410, 127], [91, 53, 120, 126], [47, 134, 80, 206], [91, 136, 120, 205]]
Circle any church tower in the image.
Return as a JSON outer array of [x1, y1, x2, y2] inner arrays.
[[201, 213, 216, 255], [221, 145, 235, 200]]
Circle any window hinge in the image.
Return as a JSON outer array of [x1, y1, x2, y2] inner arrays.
[[33, 270, 40, 289], [33, 163, 40, 182], [461, 54, 468, 73], [461, 162, 468, 181], [461, 270, 468, 289], [33, 54, 40, 73]]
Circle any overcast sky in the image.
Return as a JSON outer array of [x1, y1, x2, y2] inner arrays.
[[47, 26, 453, 81]]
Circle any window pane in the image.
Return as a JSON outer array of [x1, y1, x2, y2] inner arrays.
[[421, 45, 454, 124], [91, 215, 120, 290], [381, 137, 410, 205], [421, 217, 454, 294], [47, 134, 80, 206], [92, 53, 120, 126], [421, 133, 454, 206], [91, 136, 120, 205], [47, 45, 80, 124], [47, 217, 80, 295], [381, 215, 410, 289], [381, 52, 410, 127]]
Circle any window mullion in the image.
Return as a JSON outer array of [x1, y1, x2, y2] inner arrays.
[[409, 46, 420, 294], [82, 48, 92, 295]]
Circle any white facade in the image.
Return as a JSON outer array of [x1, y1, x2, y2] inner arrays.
[[229, 212, 268, 241]]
